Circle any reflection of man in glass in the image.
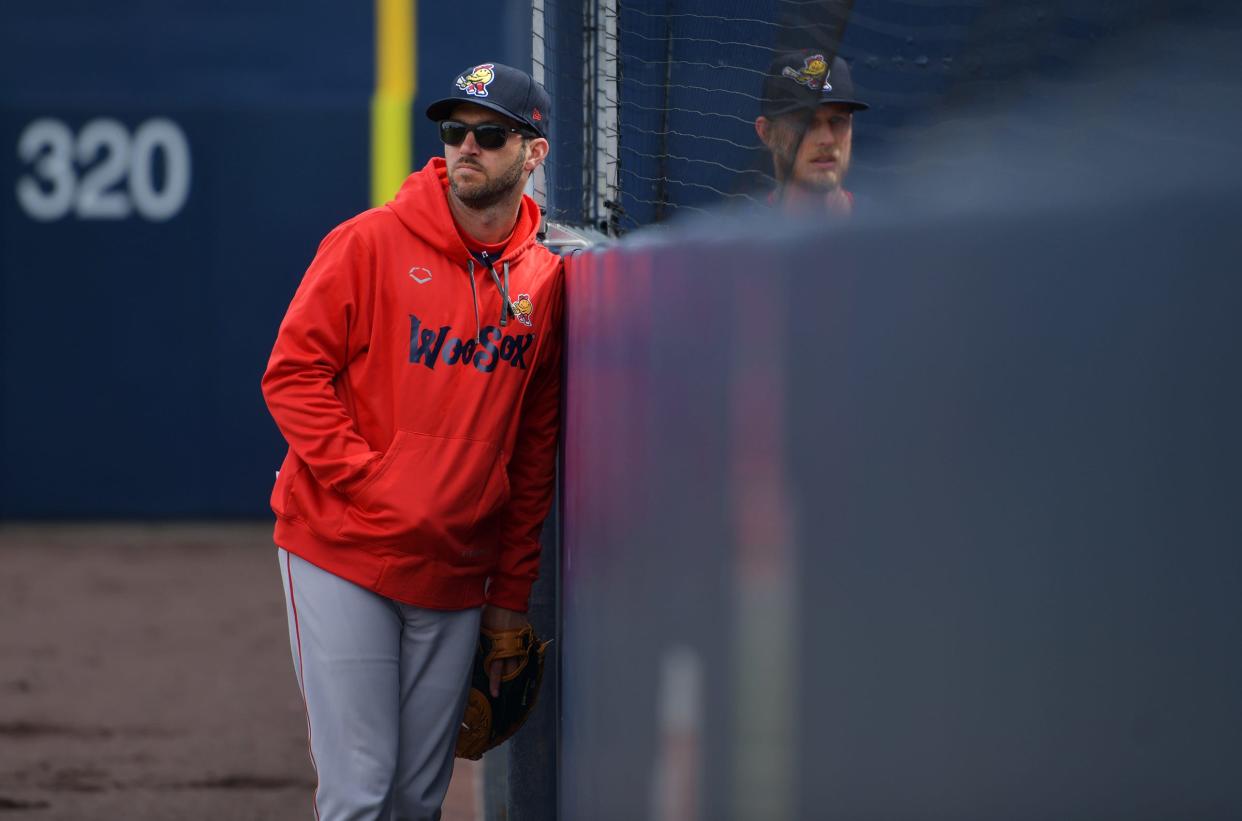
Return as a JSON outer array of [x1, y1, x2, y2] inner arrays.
[[755, 51, 868, 215]]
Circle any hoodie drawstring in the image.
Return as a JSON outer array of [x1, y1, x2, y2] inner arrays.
[[502, 261, 510, 326], [466, 259, 481, 341], [478, 254, 512, 328]]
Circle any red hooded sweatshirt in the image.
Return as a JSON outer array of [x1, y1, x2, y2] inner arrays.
[[262, 157, 563, 612]]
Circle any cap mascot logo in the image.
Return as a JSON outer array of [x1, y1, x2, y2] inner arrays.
[[456, 64, 496, 98], [782, 53, 831, 92], [511, 294, 534, 327]]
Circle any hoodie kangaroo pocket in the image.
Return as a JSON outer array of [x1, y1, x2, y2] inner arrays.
[[336, 430, 509, 551]]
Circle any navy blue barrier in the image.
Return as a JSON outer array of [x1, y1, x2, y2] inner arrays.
[[559, 17, 1242, 810], [561, 192, 1242, 820], [0, 1, 529, 518]]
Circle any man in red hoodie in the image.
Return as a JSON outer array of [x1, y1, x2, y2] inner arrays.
[[754, 51, 869, 216], [262, 62, 560, 820]]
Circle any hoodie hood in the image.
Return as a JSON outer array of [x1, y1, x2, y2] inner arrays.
[[385, 157, 543, 265]]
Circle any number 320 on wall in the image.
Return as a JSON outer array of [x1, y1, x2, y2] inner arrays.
[[16, 117, 191, 222]]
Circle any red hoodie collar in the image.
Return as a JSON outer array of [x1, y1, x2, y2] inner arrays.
[[385, 157, 541, 264]]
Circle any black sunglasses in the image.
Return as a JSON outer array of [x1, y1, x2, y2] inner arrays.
[[438, 120, 536, 150]]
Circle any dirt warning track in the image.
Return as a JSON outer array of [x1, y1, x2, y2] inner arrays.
[[0, 523, 478, 821]]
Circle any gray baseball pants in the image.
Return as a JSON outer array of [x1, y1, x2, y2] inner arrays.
[[277, 548, 481, 821]]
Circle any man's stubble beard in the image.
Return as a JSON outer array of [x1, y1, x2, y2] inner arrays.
[[450, 143, 528, 210], [788, 141, 847, 194], [772, 120, 846, 194], [791, 161, 845, 194]]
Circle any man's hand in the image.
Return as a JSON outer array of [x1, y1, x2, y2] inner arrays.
[[481, 605, 528, 697]]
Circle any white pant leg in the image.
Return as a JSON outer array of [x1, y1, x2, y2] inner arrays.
[[388, 603, 481, 821], [279, 548, 403, 821]]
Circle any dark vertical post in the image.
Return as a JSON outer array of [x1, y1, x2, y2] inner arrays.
[[505, 492, 560, 820], [775, 0, 854, 54], [482, 488, 560, 821]]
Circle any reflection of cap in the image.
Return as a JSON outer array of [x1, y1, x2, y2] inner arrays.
[[425, 61, 552, 138], [760, 51, 869, 118]]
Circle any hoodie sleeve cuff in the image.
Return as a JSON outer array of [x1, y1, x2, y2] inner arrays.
[[485, 575, 534, 612]]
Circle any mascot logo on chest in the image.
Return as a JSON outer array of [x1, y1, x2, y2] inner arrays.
[[510, 293, 534, 328]]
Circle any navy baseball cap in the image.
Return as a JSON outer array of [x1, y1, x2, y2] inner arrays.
[[761, 51, 869, 118], [425, 62, 551, 138]]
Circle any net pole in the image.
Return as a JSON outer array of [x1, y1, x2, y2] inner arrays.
[[582, 0, 595, 226], [530, 0, 548, 212], [593, 0, 619, 233]]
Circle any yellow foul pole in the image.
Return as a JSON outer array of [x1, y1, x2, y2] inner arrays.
[[371, 0, 415, 206]]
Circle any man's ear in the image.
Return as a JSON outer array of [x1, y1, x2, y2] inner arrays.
[[755, 116, 773, 148], [525, 137, 550, 173]]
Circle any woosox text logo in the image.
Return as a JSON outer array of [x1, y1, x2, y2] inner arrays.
[[409, 314, 534, 372]]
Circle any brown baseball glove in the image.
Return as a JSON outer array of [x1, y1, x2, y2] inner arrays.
[[455, 624, 550, 760]]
